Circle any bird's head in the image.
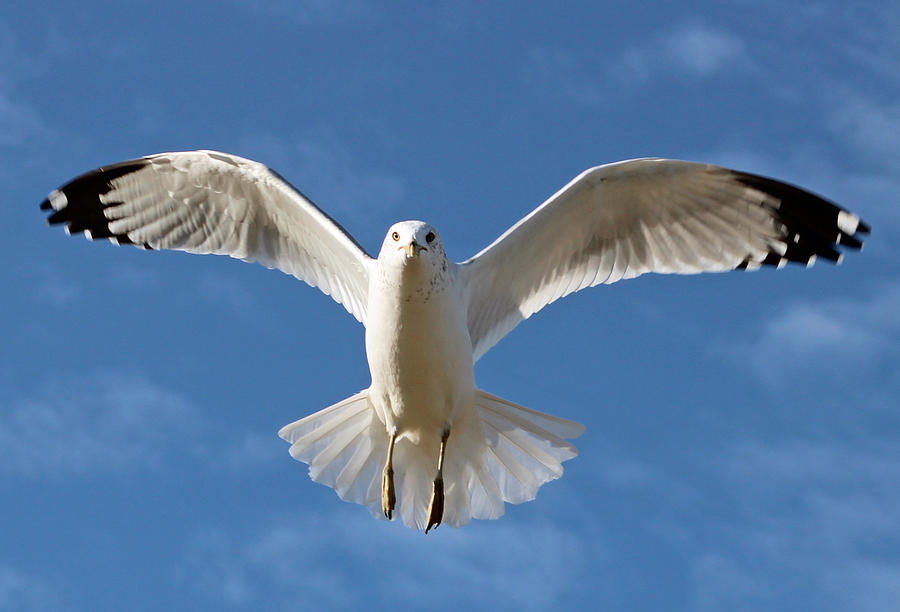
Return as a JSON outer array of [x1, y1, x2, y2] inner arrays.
[[378, 220, 445, 266]]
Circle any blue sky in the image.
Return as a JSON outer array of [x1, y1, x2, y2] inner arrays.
[[2, 1, 898, 610]]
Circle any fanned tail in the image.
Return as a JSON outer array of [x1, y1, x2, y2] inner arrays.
[[388, 389, 585, 529], [439, 390, 584, 526], [278, 390, 387, 511], [278, 388, 585, 530]]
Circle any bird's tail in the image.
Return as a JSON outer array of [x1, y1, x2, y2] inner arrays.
[[278, 389, 585, 530], [438, 389, 585, 527], [278, 390, 388, 510]]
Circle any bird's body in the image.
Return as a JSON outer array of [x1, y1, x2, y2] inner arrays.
[[41, 151, 869, 531], [366, 222, 472, 448], [364, 222, 476, 529]]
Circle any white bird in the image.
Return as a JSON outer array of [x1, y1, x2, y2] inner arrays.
[[42, 151, 868, 531]]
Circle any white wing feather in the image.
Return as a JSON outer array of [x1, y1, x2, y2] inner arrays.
[[462, 158, 869, 361], [43, 150, 374, 324]]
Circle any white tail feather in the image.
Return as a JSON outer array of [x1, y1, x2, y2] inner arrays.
[[474, 390, 583, 506], [278, 390, 387, 508], [278, 388, 584, 529]]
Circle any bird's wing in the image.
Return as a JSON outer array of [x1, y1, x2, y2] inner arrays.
[[42, 150, 374, 325], [462, 158, 870, 361]]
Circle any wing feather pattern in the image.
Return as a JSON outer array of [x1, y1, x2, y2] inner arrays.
[[462, 158, 870, 361], [41, 151, 373, 324]]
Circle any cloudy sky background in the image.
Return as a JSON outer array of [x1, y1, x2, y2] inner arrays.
[[2, 1, 898, 610]]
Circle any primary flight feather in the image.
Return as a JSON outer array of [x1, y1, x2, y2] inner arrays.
[[41, 150, 869, 531]]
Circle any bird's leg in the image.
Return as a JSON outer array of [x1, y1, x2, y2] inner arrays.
[[381, 431, 397, 520], [425, 427, 450, 534]]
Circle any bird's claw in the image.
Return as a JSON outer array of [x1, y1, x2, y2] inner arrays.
[[382, 465, 395, 520], [425, 476, 444, 533]]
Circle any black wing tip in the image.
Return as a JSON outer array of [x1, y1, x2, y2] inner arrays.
[[730, 170, 869, 270], [40, 159, 150, 245], [46, 208, 69, 226], [836, 233, 863, 250]]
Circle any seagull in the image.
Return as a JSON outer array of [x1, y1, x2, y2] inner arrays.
[[41, 151, 869, 531]]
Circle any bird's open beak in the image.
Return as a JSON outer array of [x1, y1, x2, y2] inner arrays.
[[404, 241, 419, 258]]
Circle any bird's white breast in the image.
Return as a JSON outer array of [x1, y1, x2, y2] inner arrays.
[[365, 258, 474, 443]]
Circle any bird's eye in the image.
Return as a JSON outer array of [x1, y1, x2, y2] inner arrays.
[[426, 232, 435, 243], [391, 231, 400, 241]]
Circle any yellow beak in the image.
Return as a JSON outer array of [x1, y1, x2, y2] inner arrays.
[[404, 241, 419, 257]]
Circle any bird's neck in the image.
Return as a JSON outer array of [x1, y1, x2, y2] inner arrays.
[[374, 258, 449, 306]]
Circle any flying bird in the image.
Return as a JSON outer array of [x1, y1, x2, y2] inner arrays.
[[41, 151, 869, 531]]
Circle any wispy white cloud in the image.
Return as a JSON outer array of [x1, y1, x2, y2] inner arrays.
[[523, 21, 748, 105], [690, 436, 900, 612], [828, 90, 900, 160], [746, 3, 900, 177], [0, 367, 294, 479], [662, 22, 747, 77], [176, 510, 593, 609], [729, 283, 900, 389], [22, 262, 85, 308], [689, 552, 769, 612], [25, 256, 263, 322], [838, 172, 900, 247], [0, 92, 46, 149], [0, 372, 201, 478], [833, 1, 900, 84], [0, 564, 63, 612], [618, 21, 747, 83], [104, 261, 163, 290], [825, 561, 900, 612], [0, 21, 50, 151], [521, 47, 605, 105], [215, 430, 283, 471]]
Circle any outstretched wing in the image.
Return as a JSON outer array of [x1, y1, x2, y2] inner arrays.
[[462, 158, 870, 361], [41, 150, 374, 325]]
